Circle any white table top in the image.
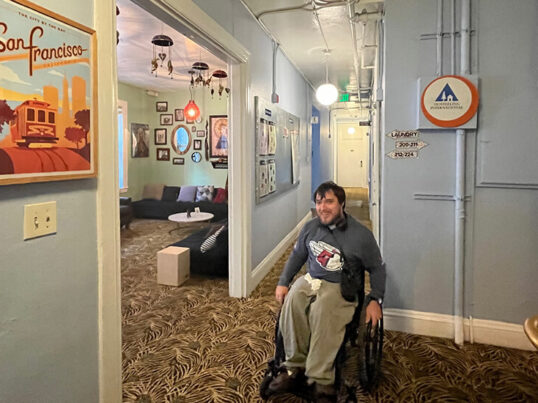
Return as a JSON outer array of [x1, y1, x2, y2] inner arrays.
[[168, 212, 214, 223]]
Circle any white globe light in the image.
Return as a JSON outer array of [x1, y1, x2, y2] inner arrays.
[[316, 83, 338, 106], [347, 127, 356, 135]]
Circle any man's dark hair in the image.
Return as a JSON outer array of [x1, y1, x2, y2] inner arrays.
[[313, 181, 346, 208]]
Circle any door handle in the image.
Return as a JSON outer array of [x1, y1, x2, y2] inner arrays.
[[360, 160, 363, 167]]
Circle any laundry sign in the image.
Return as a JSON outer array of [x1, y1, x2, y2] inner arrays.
[[386, 130, 420, 139]]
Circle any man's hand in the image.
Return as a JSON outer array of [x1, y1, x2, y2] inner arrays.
[[365, 300, 382, 324], [275, 285, 289, 305]]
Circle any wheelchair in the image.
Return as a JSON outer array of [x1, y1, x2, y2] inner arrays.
[[259, 292, 383, 402]]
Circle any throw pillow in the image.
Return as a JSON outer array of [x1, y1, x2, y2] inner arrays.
[[200, 225, 226, 253], [195, 185, 214, 202], [142, 183, 165, 200], [161, 186, 180, 201], [177, 185, 197, 202], [213, 187, 227, 203]]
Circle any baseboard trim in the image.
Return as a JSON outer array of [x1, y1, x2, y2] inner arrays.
[[248, 212, 311, 295], [384, 308, 534, 351]]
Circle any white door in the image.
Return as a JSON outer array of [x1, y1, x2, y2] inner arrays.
[[336, 123, 368, 187]]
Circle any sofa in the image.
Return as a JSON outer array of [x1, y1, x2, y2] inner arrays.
[[132, 184, 228, 222], [169, 219, 228, 277], [120, 197, 133, 229]]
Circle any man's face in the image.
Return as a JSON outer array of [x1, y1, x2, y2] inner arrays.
[[315, 190, 344, 225]]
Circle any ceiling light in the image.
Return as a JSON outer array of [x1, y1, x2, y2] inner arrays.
[[315, 50, 338, 106], [184, 87, 200, 121], [347, 127, 356, 135], [316, 83, 338, 106]]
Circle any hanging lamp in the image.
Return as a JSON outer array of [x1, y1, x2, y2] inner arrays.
[[315, 50, 338, 106], [184, 86, 200, 121]]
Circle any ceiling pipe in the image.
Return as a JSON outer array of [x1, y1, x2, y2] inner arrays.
[[347, 0, 362, 111]]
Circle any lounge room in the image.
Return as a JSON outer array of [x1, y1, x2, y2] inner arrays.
[[116, 0, 230, 272]]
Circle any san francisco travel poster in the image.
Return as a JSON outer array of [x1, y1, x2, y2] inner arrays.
[[0, 0, 97, 185]]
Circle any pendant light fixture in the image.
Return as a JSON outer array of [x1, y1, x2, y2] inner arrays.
[[184, 86, 200, 121], [316, 50, 338, 106]]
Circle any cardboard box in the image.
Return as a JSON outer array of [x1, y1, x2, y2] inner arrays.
[[157, 246, 190, 286]]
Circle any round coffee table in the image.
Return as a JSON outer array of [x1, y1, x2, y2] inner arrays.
[[168, 212, 214, 233]]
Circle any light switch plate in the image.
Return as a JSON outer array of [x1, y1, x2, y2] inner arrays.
[[24, 201, 57, 240]]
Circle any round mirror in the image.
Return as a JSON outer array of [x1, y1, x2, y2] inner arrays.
[[171, 125, 191, 155], [191, 151, 202, 163]]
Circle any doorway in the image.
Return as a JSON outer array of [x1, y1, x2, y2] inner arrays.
[[336, 122, 369, 188]]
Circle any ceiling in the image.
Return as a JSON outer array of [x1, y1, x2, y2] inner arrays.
[[116, 0, 383, 97], [116, 0, 227, 93], [240, 0, 384, 95]]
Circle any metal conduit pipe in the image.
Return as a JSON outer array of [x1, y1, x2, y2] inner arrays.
[[454, 0, 471, 346], [451, 0, 456, 74], [347, 0, 362, 111], [436, 0, 443, 76]]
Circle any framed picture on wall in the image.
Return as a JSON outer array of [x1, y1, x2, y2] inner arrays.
[[0, 0, 98, 185], [154, 128, 167, 145], [156, 101, 168, 112], [131, 123, 150, 158], [174, 108, 184, 121], [160, 114, 173, 125], [193, 139, 202, 150], [186, 118, 194, 124], [196, 130, 206, 138], [156, 148, 170, 161], [172, 157, 184, 165], [209, 115, 228, 158]]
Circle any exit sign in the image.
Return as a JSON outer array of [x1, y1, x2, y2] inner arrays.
[[339, 93, 350, 102]]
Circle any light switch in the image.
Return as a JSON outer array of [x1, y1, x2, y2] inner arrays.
[[24, 201, 57, 240]]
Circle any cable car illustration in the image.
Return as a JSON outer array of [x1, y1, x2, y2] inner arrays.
[[10, 100, 59, 148]]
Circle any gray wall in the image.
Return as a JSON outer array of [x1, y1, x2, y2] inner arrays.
[[194, 0, 313, 268], [382, 0, 538, 323], [0, 1, 99, 402]]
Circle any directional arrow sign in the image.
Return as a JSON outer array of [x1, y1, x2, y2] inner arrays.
[[386, 130, 420, 139], [395, 140, 429, 150], [386, 150, 419, 159]]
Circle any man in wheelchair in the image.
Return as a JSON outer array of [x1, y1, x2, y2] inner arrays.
[[268, 182, 386, 402]]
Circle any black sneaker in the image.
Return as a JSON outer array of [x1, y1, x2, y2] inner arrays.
[[314, 383, 336, 402], [267, 367, 305, 394]]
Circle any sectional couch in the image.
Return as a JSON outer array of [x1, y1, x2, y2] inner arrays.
[[132, 184, 228, 222]]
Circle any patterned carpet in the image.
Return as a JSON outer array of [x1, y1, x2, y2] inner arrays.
[[121, 219, 538, 403]]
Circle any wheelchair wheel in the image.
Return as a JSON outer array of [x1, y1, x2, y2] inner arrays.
[[358, 317, 383, 392]]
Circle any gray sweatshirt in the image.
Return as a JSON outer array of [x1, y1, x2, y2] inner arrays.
[[278, 214, 386, 301]]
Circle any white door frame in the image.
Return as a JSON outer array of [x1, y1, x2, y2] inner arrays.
[[99, 0, 252, 401], [330, 110, 380, 236]]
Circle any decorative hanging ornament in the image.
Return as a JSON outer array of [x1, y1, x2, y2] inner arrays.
[[151, 34, 174, 77]]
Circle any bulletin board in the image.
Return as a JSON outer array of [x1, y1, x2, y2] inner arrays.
[[255, 96, 300, 204]]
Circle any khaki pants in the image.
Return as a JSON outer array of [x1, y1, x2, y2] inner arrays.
[[280, 274, 358, 385]]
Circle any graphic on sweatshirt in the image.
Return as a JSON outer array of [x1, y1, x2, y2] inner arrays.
[[309, 240, 343, 271]]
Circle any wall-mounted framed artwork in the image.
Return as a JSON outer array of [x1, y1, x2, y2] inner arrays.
[[0, 0, 98, 185], [209, 115, 228, 158], [193, 139, 202, 150], [154, 128, 167, 145], [186, 118, 194, 124], [156, 101, 168, 112], [196, 130, 206, 138], [172, 157, 184, 165], [174, 108, 184, 121], [191, 125, 197, 132], [160, 114, 173, 125], [156, 148, 170, 161], [131, 123, 150, 158]]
